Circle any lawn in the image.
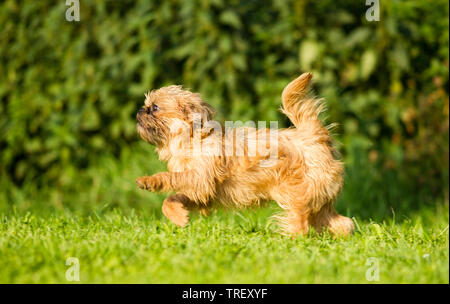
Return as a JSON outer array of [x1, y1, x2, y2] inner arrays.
[[0, 144, 448, 284]]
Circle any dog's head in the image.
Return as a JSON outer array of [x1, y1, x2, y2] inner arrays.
[[136, 85, 215, 146]]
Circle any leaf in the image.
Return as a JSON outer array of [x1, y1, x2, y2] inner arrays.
[[219, 10, 242, 29], [299, 40, 320, 70], [360, 50, 377, 79]]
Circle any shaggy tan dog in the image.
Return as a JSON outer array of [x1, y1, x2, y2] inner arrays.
[[136, 73, 354, 236]]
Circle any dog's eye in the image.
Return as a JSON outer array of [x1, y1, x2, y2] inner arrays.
[[151, 104, 159, 112]]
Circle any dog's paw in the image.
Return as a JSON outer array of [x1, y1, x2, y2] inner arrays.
[[162, 200, 190, 227], [136, 176, 163, 192], [136, 177, 147, 190]]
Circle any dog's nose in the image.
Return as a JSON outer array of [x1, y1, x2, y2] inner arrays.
[[137, 108, 145, 121], [137, 108, 145, 119]]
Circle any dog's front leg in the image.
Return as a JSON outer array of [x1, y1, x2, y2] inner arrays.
[[161, 193, 193, 227], [136, 172, 173, 192], [136, 170, 215, 201], [161, 193, 210, 227], [136, 171, 191, 192]]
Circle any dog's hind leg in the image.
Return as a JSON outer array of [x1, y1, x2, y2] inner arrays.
[[271, 183, 347, 237], [271, 191, 312, 236], [273, 201, 354, 237], [309, 204, 354, 236], [278, 206, 311, 237]]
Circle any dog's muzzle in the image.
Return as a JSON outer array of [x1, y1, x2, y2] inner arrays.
[[136, 110, 145, 124]]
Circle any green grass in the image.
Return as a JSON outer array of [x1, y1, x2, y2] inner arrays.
[[0, 205, 448, 283], [0, 143, 448, 283]]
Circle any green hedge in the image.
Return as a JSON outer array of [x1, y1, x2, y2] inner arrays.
[[0, 0, 448, 196]]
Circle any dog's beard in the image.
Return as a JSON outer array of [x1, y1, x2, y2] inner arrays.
[[136, 121, 165, 146]]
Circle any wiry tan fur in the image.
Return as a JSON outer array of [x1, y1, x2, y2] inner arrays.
[[136, 73, 354, 236]]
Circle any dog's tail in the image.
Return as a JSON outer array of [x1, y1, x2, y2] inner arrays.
[[281, 72, 325, 129]]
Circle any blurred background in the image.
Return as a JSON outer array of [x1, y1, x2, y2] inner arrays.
[[0, 0, 448, 219]]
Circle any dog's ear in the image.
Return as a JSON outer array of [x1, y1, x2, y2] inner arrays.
[[182, 101, 215, 125], [199, 102, 215, 123]]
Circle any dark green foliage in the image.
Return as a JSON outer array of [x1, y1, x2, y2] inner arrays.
[[0, 0, 448, 198]]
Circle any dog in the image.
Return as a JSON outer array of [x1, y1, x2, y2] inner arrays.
[[136, 73, 354, 236]]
